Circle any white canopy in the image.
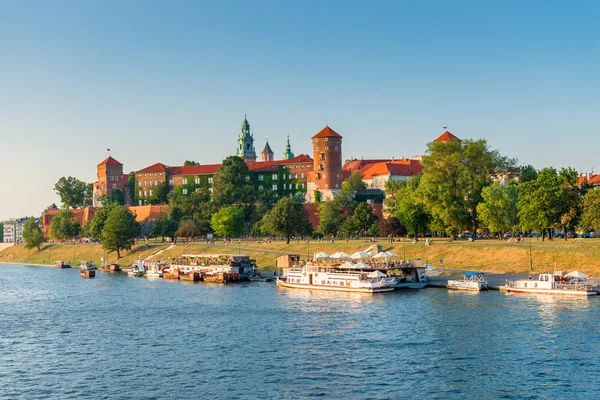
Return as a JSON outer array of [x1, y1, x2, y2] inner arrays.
[[339, 261, 356, 269], [385, 251, 398, 257], [336, 251, 350, 259], [350, 251, 371, 259], [565, 270, 587, 278], [314, 251, 330, 260], [367, 270, 387, 278], [372, 251, 389, 259]]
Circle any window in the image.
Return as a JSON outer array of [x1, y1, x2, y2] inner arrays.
[[320, 163, 325, 170], [245, 175, 250, 181], [208, 177, 213, 184], [183, 178, 187, 185], [144, 181, 147, 187], [272, 184, 278, 191], [209, 187, 213, 193], [258, 175, 264, 181], [302, 183, 305, 189], [110, 176, 114, 181], [112, 184, 117, 189], [154, 180, 157, 185], [301, 173, 304, 178], [325, 146, 329, 151], [325, 138, 328, 142], [288, 174, 292, 179], [144, 191, 147, 197], [194, 177, 200, 184], [316, 147, 319, 151], [139, 190, 142, 196], [138, 181, 142, 187], [169, 179, 174, 185], [149, 190, 153, 196], [272, 174, 277, 180], [258, 185, 263, 191], [335, 146, 338, 150], [182, 188, 188, 195]]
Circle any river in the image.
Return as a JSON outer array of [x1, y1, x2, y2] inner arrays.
[[1, 264, 599, 399]]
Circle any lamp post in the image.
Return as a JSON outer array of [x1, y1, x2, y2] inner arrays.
[[307, 240, 310, 260], [529, 239, 533, 272]]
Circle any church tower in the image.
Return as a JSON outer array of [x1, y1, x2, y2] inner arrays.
[[282, 134, 295, 160], [236, 115, 257, 161], [306, 126, 343, 202], [261, 140, 274, 162]]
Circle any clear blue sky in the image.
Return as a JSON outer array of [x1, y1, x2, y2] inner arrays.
[[1, 0, 598, 220]]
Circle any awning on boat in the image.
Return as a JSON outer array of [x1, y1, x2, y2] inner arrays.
[[565, 270, 587, 278], [314, 251, 330, 260], [372, 252, 389, 259], [350, 251, 371, 259], [367, 270, 386, 278], [384, 251, 398, 257], [330, 251, 350, 259], [464, 271, 484, 277]]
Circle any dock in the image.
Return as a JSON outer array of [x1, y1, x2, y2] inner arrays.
[[427, 268, 530, 291]]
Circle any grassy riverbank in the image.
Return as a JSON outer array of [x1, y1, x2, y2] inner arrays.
[[2, 238, 600, 274]]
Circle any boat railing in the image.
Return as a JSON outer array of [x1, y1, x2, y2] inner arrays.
[[554, 282, 597, 291]]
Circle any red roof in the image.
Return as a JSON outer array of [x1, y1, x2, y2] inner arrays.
[[343, 159, 393, 172], [360, 160, 423, 179], [137, 163, 169, 174], [589, 175, 600, 185], [170, 164, 221, 176], [312, 126, 342, 139], [246, 154, 314, 172], [98, 156, 122, 166], [434, 131, 461, 142]]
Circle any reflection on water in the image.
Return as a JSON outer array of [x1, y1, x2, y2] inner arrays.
[[1, 264, 600, 399]]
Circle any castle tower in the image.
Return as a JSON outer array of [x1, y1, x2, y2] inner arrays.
[[261, 140, 274, 162], [306, 126, 343, 202], [236, 115, 257, 161], [93, 156, 126, 207], [282, 134, 294, 160]]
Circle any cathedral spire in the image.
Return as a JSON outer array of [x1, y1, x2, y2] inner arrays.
[[236, 115, 257, 161], [282, 133, 294, 160]]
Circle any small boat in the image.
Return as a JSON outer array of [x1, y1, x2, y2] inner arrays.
[[163, 268, 180, 280], [447, 272, 488, 291], [54, 261, 71, 269], [179, 270, 201, 282], [145, 262, 164, 279], [80, 261, 96, 278], [100, 263, 121, 272], [388, 260, 429, 289], [128, 262, 146, 277], [505, 272, 597, 296], [202, 270, 240, 283], [170, 254, 257, 281]]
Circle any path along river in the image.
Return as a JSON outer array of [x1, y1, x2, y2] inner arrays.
[[1, 264, 599, 399]]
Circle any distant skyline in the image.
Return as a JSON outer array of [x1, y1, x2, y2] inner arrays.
[[1, 1, 599, 221]]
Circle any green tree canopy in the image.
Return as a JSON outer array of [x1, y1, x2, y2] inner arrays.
[[87, 206, 112, 239], [54, 177, 93, 209], [211, 156, 255, 207], [385, 176, 430, 240], [341, 171, 366, 196], [210, 206, 245, 239], [101, 206, 140, 258], [148, 181, 170, 205], [183, 160, 199, 166], [419, 138, 513, 238], [579, 188, 600, 232], [317, 192, 356, 237], [519, 165, 538, 183], [22, 217, 44, 250], [349, 202, 378, 237], [176, 219, 201, 241], [476, 182, 519, 237], [260, 197, 313, 243], [49, 210, 81, 240], [152, 214, 179, 241]]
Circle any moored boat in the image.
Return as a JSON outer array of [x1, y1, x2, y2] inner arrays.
[[277, 260, 396, 293], [80, 261, 96, 278], [202, 270, 240, 283], [388, 260, 429, 289], [100, 263, 121, 272], [505, 272, 597, 296], [171, 254, 257, 281], [163, 268, 180, 280], [179, 270, 201, 282], [54, 260, 71, 269], [128, 262, 146, 277], [144, 261, 165, 279], [447, 272, 488, 291]]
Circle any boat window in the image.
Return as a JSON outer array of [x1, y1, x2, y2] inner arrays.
[[534, 283, 537, 288], [524, 283, 527, 288]]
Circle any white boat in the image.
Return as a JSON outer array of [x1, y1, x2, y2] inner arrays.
[[128, 262, 146, 277], [276, 261, 396, 293], [447, 272, 488, 291], [80, 260, 96, 278], [505, 272, 597, 296], [170, 254, 257, 281]]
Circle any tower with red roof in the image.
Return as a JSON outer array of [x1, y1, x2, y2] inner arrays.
[[306, 126, 343, 202]]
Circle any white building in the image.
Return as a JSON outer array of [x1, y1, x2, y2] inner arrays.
[[3, 217, 36, 244]]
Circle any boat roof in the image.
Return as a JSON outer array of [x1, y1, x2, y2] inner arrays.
[[464, 271, 484, 277]]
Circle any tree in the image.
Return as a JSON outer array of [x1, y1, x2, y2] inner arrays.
[[385, 176, 430, 240], [0, 222, 3, 242], [518, 168, 562, 240], [210, 206, 245, 239], [317, 191, 355, 237], [49, 210, 81, 240], [351, 202, 377, 236], [341, 171, 366, 196], [54, 177, 92, 209], [556, 167, 583, 240], [377, 216, 406, 241], [579, 188, 600, 233], [128, 171, 136, 204], [148, 181, 170, 205], [260, 197, 313, 243], [101, 206, 139, 258], [519, 165, 538, 183], [152, 214, 179, 241], [211, 156, 255, 206], [419, 138, 513, 238], [22, 217, 44, 250], [87, 206, 112, 239], [183, 160, 199, 166], [177, 219, 201, 242], [476, 183, 519, 237]]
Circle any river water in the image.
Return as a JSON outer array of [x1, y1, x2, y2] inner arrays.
[[1, 264, 599, 399]]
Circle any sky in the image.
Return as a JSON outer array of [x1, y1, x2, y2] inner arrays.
[[1, 0, 599, 221]]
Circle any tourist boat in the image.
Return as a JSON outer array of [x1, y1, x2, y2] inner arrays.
[[179, 270, 201, 282], [100, 263, 121, 272], [54, 260, 71, 269], [144, 261, 165, 279], [171, 254, 257, 281], [388, 260, 429, 289], [447, 272, 488, 291], [128, 262, 146, 277], [163, 268, 180, 280], [505, 272, 598, 296], [80, 261, 96, 278], [277, 261, 396, 293], [202, 270, 240, 283]]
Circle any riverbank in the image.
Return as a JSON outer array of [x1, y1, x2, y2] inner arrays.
[[1, 238, 600, 274]]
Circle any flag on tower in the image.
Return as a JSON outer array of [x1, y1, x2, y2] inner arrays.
[[107, 148, 110, 152], [442, 126, 447, 129]]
